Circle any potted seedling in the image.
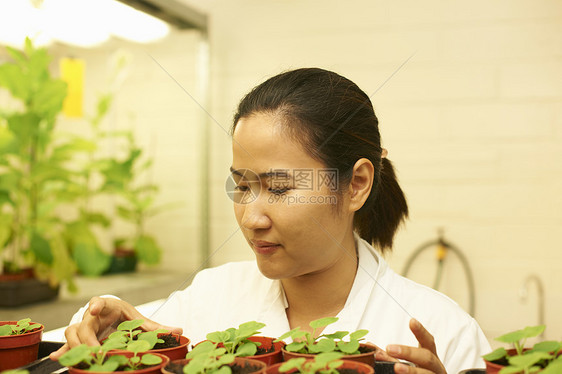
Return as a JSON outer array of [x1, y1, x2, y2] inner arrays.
[[482, 324, 562, 374], [266, 352, 373, 374], [276, 317, 375, 366], [207, 321, 285, 365], [0, 318, 44, 371], [163, 340, 267, 374], [105, 319, 190, 361], [58, 336, 169, 373]]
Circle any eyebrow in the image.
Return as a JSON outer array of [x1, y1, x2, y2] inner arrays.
[[229, 167, 292, 179]]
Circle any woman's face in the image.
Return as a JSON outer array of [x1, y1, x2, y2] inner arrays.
[[231, 112, 357, 280]]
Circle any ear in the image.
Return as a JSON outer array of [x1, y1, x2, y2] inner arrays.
[[348, 158, 374, 213]]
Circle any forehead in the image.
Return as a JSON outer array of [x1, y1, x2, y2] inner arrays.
[[232, 113, 322, 172]]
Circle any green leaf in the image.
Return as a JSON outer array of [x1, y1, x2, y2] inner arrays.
[[542, 361, 562, 374], [135, 235, 161, 265], [483, 347, 507, 362], [310, 339, 336, 353], [338, 340, 360, 354], [310, 317, 338, 329], [0, 325, 13, 336], [349, 329, 368, 341], [31, 79, 67, 119], [508, 351, 552, 368], [118, 319, 144, 332], [496, 325, 545, 344], [285, 342, 306, 353], [323, 331, 348, 340], [30, 231, 53, 264], [58, 344, 91, 367], [315, 352, 343, 365], [207, 331, 231, 344], [127, 339, 151, 353], [72, 241, 111, 276], [531, 340, 560, 353], [138, 331, 159, 349], [90, 362, 119, 372], [235, 342, 257, 357], [140, 353, 163, 365]]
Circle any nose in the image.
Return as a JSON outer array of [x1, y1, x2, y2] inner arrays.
[[239, 194, 272, 231]]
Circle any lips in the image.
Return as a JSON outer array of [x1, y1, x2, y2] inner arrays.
[[250, 240, 281, 255]]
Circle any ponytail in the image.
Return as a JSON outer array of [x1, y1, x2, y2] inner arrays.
[[354, 158, 408, 254]]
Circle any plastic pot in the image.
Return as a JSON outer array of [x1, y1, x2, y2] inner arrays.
[[163, 356, 268, 374], [67, 352, 170, 374], [282, 343, 377, 366], [266, 359, 374, 374], [0, 321, 44, 371], [245, 336, 285, 366]]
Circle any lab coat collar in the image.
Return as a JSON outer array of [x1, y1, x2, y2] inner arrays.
[[258, 232, 386, 336]]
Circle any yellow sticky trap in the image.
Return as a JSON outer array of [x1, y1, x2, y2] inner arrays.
[[60, 57, 85, 118]]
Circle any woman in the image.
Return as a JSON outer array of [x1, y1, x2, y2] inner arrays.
[[51, 68, 490, 374]]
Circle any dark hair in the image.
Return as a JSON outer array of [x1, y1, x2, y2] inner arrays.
[[231, 68, 408, 253]]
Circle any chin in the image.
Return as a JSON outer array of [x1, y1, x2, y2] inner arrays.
[[255, 258, 291, 280]]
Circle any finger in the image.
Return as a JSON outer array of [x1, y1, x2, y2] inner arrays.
[[87, 296, 108, 316], [386, 345, 445, 374], [375, 348, 399, 362], [142, 319, 183, 335], [49, 343, 69, 361], [393, 362, 434, 374], [409, 319, 437, 355]]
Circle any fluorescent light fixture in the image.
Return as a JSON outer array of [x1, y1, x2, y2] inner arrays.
[[0, 0, 170, 49]]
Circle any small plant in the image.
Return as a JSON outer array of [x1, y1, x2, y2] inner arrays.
[[183, 340, 236, 374], [106, 319, 169, 349], [276, 317, 368, 355], [0, 319, 41, 336], [206, 321, 266, 357], [58, 338, 162, 372], [483, 325, 562, 374], [279, 352, 344, 374]]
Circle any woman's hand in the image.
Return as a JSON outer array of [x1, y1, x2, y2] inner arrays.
[[49, 296, 182, 360], [375, 319, 447, 374]]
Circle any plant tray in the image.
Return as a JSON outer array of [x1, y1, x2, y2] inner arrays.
[[0, 278, 59, 307], [16, 341, 65, 373]]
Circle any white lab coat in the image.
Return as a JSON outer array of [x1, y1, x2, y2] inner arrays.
[[69, 234, 490, 374]]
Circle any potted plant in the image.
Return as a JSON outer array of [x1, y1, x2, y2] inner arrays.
[[99, 128, 171, 273], [58, 333, 169, 373], [163, 340, 267, 374], [276, 317, 375, 366], [104, 319, 190, 361], [0, 318, 44, 371], [207, 321, 285, 365], [482, 325, 562, 374], [266, 352, 373, 374], [0, 37, 78, 306]]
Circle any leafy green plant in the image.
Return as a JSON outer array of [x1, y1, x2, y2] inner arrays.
[[183, 340, 236, 374], [0, 37, 77, 289], [483, 325, 562, 374], [276, 317, 368, 355], [58, 328, 163, 371], [206, 321, 266, 357], [279, 352, 344, 374], [0, 318, 41, 336], [106, 319, 169, 349]]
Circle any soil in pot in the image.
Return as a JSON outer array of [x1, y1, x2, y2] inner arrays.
[[282, 343, 376, 367]]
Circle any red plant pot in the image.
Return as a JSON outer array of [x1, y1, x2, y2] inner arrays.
[[282, 343, 377, 366], [266, 359, 374, 374], [484, 348, 524, 374], [102, 333, 190, 361], [163, 357, 268, 374], [0, 321, 44, 371], [67, 352, 170, 374], [246, 336, 285, 366]]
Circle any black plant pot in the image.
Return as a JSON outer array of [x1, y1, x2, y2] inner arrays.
[[0, 273, 59, 307], [104, 249, 138, 274]]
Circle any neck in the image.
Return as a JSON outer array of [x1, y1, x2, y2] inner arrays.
[[282, 232, 358, 329]]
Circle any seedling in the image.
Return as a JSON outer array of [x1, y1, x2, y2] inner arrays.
[[482, 325, 562, 374], [183, 340, 236, 374], [0, 319, 42, 336], [279, 352, 344, 374], [276, 317, 368, 355], [58, 339, 162, 372], [206, 321, 266, 357], [107, 319, 169, 349]]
